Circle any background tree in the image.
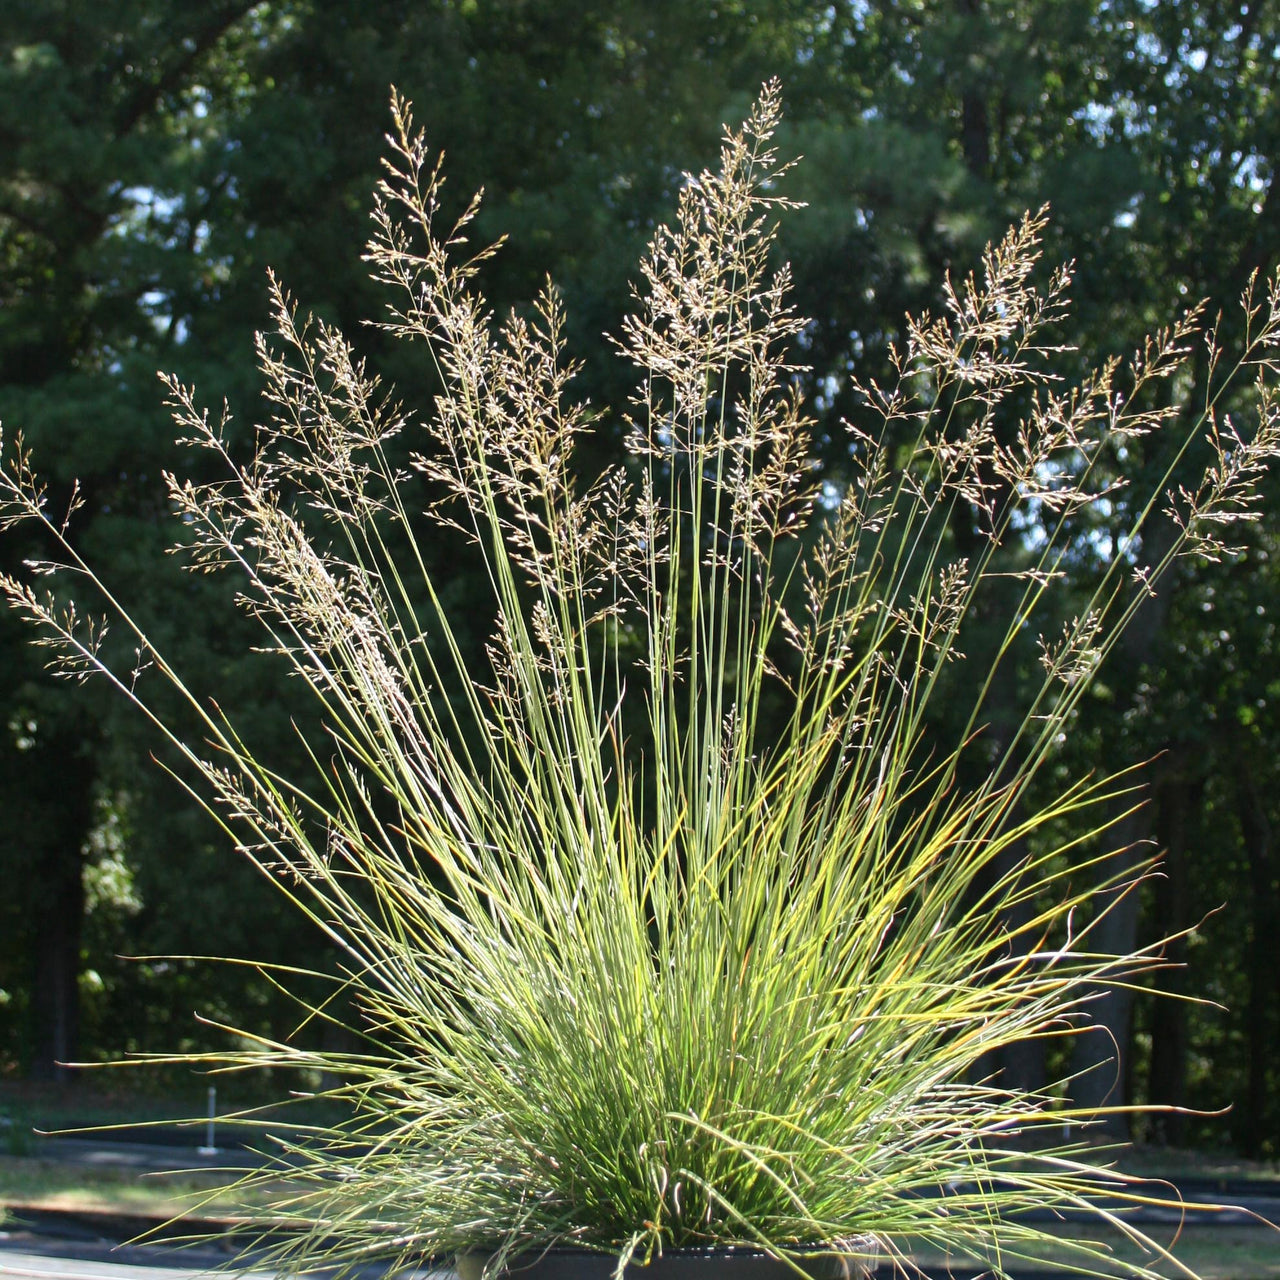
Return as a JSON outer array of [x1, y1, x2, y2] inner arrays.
[[2, 0, 1277, 1155], [0, 0, 283, 1080]]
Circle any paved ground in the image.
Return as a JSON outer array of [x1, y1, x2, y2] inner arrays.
[[0, 1229, 266, 1280], [3, 1139, 1277, 1279], [0, 1229, 450, 1280], [27, 1141, 264, 1174], [23, 1139, 1280, 1220]]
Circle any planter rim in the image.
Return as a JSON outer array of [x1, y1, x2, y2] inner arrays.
[[460, 1244, 879, 1256], [455, 1238, 881, 1280]]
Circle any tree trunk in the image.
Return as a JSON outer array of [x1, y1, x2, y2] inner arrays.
[[30, 849, 86, 1081], [1144, 760, 1201, 1145], [1065, 800, 1149, 1138], [962, 621, 1046, 1101], [24, 716, 97, 1081], [955, 0, 992, 182], [1065, 507, 1183, 1138], [1236, 753, 1278, 1157], [971, 824, 1048, 1100]]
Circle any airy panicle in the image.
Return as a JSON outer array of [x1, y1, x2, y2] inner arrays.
[[3, 82, 1280, 1280]]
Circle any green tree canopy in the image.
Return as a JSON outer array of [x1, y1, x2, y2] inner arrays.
[[2, 0, 1277, 1154]]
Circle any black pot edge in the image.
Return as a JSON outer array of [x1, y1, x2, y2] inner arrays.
[[455, 1241, 881, 1280]]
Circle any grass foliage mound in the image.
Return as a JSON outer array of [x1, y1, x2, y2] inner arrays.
[[4, 83, 1280, 1279]]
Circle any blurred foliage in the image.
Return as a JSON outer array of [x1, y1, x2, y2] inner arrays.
[[0, 0, 1277, 1154]]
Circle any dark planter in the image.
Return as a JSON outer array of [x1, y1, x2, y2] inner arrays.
[[456, 1243, 879, 1280]]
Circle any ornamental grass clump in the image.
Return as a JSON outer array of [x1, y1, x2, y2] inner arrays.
[[3, 82, 1280, 1279]]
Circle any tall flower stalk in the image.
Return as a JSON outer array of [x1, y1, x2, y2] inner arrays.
[[3, 81, 1279, 1279]]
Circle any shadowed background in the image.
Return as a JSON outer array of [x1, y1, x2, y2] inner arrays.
[[0, 0, 1277, 1161]]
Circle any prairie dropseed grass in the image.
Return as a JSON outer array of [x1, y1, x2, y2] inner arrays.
[[3, 81, 1280, 1280]]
